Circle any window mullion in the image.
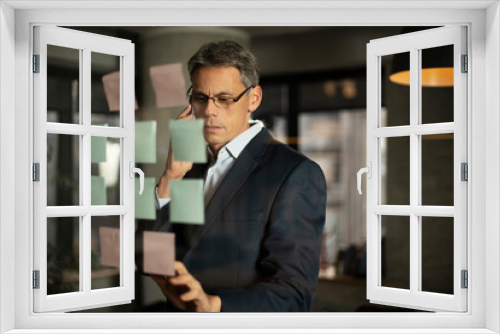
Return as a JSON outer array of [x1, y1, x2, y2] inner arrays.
[[409, 48, 420, 294], [82, 47, 91, 294]]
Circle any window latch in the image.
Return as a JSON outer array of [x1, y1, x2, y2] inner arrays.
[[129, 162, 144, 195], [357, 162, 372, 195]]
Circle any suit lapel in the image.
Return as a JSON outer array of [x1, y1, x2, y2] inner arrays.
[[183, 128, 272, 260]]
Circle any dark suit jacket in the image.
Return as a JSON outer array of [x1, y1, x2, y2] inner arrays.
[[136, 128, 327, 312]]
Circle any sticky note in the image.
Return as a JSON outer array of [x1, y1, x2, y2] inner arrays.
[[149, 63, 188, 108], [170, 179, 204, 224], [102, 71, 138, 111], [91, 176, 107, 205], [135, 121, 157, 163], [135, 177, 157, 220], [142, 231, 175, 276], [99, 226, 120, 268], [169, 119, 207, 163], [91, 136, 107, 163]]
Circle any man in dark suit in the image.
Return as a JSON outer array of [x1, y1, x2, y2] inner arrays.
[[137, 40, 326, 312]]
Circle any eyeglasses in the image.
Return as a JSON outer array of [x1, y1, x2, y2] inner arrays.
[[187, 85, 255, 109]]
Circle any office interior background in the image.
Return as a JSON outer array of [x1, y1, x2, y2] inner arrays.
[[45, 26, 453, 312]]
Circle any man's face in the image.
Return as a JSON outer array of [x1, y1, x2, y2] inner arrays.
[[191, 66, 262, 153]]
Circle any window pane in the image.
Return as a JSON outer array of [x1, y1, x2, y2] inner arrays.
[[381, 136, 410, 205], [91, 52, 121, 127], [421, 217, 454, 294], [381, 215, 410, 290], [383, 52, 410, 127], [91, 137, 121, 206], [91, 216, 121, 290], [47, 45, 80, 124], [421, 45, 454, 124], [421, 134, 454, 206], [47, 217, 80, 295], [47, 134, 79, 206]]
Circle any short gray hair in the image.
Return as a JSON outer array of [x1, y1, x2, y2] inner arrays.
[[187, 40, 260, 88]]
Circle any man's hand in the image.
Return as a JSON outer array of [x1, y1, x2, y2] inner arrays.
[[151, 261, 221, 312], [157, 105, 195, 199]]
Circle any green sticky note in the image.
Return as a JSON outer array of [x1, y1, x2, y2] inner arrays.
[[169, 119, 207, 163], [91, 136, 107, 163], [135, 121, 157, 163], [170, 179, 204, 224], [135, 177, 157, 220], [91, 176, 107, 205]]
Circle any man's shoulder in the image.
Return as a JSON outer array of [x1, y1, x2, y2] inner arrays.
[[259, 133, 313, 169]]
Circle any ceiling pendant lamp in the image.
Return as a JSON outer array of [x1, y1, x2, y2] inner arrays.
[[389, 28, 454, 87]]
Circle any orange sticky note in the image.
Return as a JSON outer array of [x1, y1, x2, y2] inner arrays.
[[149, 63, 188, 108], [99, 226, 120, 268], [143, 231, 175, 276], [102, 71, 138, 111]]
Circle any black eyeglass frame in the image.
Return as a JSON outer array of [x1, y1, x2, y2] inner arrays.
[[186, 85, 255, 108]]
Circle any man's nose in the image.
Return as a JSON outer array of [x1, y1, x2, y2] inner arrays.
[[204, 98, 218, 117]]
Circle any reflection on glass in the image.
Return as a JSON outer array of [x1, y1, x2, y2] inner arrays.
[[421, 217, 454, 294], [421, 45, 454, 124], [381, 136, 410, 205], [47, 217, 79, 295], [47, 134, 79, 206], [91, 52, 121, 127], [47, 44, 80, 124], [91, 216, 120, 290], [381, 215, 410, 290], [91, 137, 121, 206], [383, 52, 410, 127], [421, 134, 454, 206]]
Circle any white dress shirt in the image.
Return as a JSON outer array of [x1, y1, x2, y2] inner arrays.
[[156, 121, 263, 209]]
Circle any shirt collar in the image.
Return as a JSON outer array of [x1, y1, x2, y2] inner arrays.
[[207, 120, 263, 161]]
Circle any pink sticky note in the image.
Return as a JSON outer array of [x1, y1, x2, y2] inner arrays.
[[102, 71, 138, 111], [143, 231, 175, 276], [149, 63, 188, 108], [99, 226, 120, 268]]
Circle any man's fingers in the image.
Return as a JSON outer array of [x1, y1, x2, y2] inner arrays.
[[177, 104, 193, 120], [180, 288, 200, 302], [169, 273, 192, 285], [174, 261, 189, 275]]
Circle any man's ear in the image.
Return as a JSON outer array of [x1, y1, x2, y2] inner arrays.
[[248, 85, 263, 113]]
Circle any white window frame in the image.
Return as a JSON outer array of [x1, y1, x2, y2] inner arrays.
[[0, 1, 498, 333], [32, 25, 136, 313], [366, 26, 468, 312]]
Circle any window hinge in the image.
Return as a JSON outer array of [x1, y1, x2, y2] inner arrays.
[[461, 270, 468, 289], [33, 270, 40, 289], [33, 54, 40, 73], [461, 162, 468, 181], [461, 54, 468, 73], [33, 163, 40, 182]]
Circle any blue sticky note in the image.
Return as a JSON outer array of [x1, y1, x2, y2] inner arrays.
[[91, 176, 107, 205], [135, 121, 157, 163], [169, 119, 207, 163], [170, 179, 204, 224], [135, 177, 157, 220]]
